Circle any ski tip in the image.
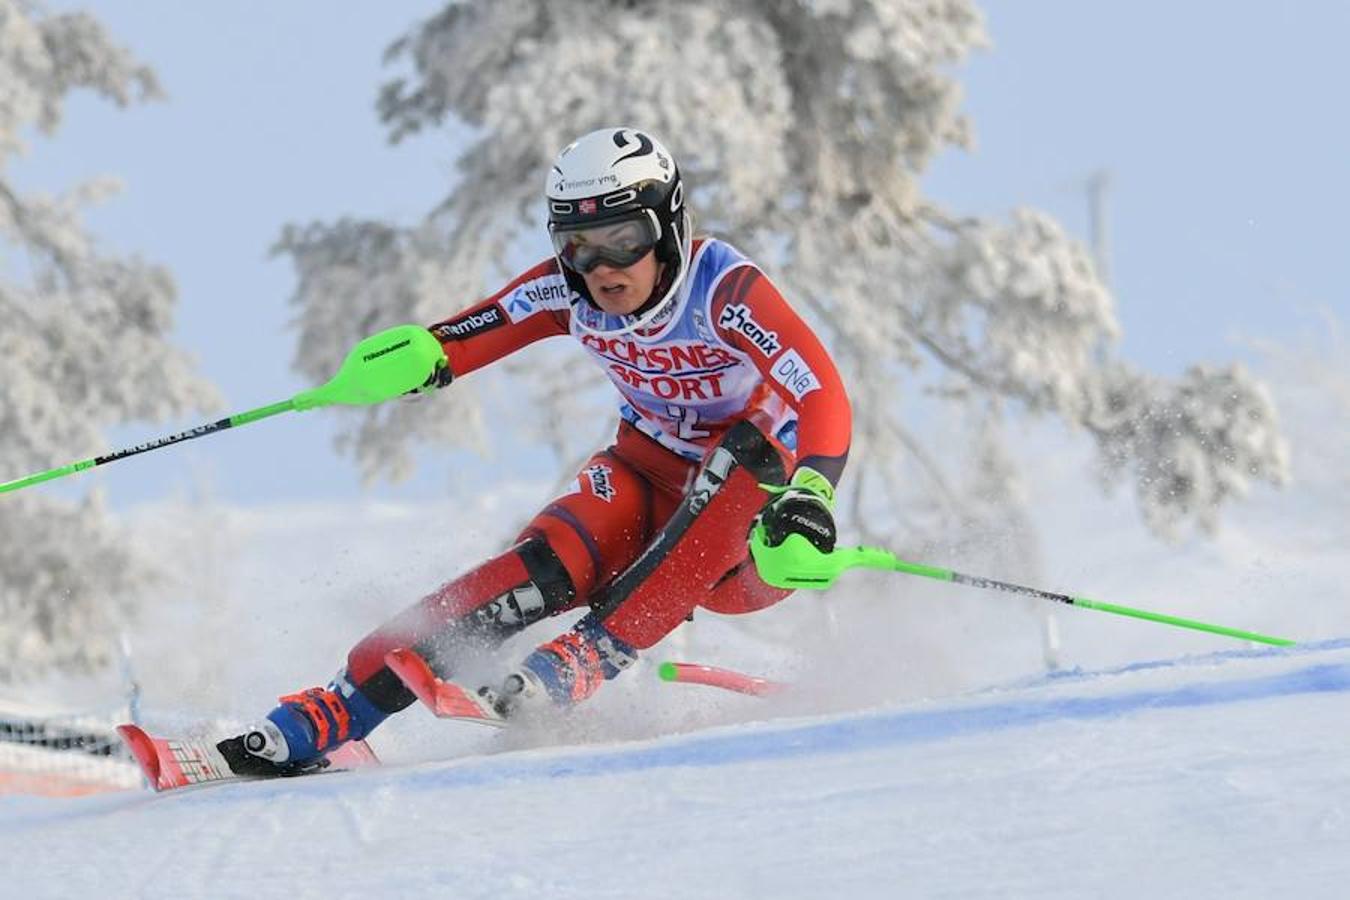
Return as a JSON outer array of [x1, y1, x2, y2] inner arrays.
[[116, 723, 164, 789], [384, 647, 439, 710], [657, 661, 787, 697], [384, 648, 507, 726]]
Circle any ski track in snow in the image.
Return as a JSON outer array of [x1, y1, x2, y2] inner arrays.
[[4, 640, 1350, 899]]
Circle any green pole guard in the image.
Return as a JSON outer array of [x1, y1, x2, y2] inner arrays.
[[291, 324, 446, 410]]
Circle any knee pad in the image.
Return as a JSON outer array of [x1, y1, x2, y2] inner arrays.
[[354, 537, 578, 713], [468, 537, 577, 631]]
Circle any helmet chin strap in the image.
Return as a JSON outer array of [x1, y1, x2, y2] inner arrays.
[[570, 214, 692, 339], [629, 261, 674, 317]]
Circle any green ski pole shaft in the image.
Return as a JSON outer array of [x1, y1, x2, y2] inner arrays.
[[0, 400, 295, 495], [749, 531, 1295, 647], [897, 559, 1295, 647], [1, 323, 448, 497]]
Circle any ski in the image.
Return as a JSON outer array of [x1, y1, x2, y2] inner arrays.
[[384, 648, 508, 727], [116, 723, 379, 792], [657, 661, 786, 696]]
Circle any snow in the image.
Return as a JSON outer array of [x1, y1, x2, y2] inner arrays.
[[0, 336, 1345, 897], [4, 642, 1350, 898]]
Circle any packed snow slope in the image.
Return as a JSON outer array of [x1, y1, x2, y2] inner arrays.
[[4, 639, 1350, 899]]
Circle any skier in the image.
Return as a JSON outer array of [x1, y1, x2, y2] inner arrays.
[[218, 127, 853, 775]]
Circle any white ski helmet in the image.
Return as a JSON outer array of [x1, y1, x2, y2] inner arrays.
[[546, 127, 691, 335]]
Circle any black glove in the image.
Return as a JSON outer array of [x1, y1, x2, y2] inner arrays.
[[756, 466, 837, 553], [402, 357, 454, 400]]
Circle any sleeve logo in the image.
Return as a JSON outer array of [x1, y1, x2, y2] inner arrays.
[[433, 306, 505, 340], [771, 348, 820, 401], [506, 280, 573, 322], [717, 303, 781, 357]]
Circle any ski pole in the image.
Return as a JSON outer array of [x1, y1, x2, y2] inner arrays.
[[0, 324, 446, 495], [749, 527, 1295, 648]]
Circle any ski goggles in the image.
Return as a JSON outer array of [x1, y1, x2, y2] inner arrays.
[[550, 212, 659, 274]]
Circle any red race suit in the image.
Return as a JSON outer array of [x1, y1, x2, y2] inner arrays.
[[346, 238, 851, 710]]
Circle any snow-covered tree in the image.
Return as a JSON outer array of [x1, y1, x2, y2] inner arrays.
[[280, 0, 1288, 542], [0, 0, 218, 678]]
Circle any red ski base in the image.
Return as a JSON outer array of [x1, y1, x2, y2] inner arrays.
[[385, 648, 507, 726]]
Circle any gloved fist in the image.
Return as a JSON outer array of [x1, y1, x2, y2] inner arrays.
[[756, 466, 837, 553], [401, 357, 454, 401]]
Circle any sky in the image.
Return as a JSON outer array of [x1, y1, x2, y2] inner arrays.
[[930, 2, 1350, 369], [9, 0, 1349, 509]]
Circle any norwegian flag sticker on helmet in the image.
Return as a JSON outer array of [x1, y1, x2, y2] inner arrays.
[[579, 198, 598, 215]]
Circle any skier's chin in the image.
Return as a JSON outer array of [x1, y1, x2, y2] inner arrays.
[[593, 284, 643, 315]]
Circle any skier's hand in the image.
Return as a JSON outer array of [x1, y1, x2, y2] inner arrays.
[[756, 466, 837, 553], [401, 357, 453, 401]]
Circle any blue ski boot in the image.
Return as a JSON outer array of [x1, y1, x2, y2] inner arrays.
[[217, 673, 389, 776]]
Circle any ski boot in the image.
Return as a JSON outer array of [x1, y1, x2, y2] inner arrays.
[[217, 675, 389, 777], [481, 614, 639, 718]]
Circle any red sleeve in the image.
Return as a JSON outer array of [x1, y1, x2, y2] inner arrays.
[[712, 265, 852, 485], [429, 259, 570, 378]]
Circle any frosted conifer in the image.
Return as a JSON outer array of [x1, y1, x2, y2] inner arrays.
[[0, 0, 218, 677]]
